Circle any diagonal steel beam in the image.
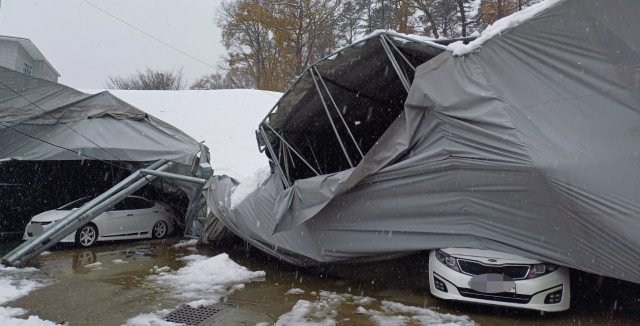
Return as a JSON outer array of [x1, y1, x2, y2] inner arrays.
[[309, 69, 354, 168], [314, 67, 364, 159]]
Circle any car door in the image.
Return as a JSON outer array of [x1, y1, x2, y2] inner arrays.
[[124, 197, 157, 237], [98, 199, 132, 238]]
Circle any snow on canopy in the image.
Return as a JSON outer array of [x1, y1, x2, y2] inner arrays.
[[204, 0, 640, 284], [87, 89, 281, 180], [0, 66, 201, 164]]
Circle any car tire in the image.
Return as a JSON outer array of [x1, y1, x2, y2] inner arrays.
[[75, 224, 98, 247], [152, 221, 168, 239]]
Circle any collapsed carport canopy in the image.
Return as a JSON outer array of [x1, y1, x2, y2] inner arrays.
[[258, 31, 446, 182], [205, 0, 640, 286], [0, 66, 201, 164]]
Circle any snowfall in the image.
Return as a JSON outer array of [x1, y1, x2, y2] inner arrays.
[[0, 89, 478, 326], [0, 253, 478, 326]]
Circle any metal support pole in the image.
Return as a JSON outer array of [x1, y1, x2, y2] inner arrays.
[[304, 134, 323, 175], [310, 69, 354, 168], [16, 163, 173, 265], [380, 35, 411, 93], [260, 126, 290, 188], [2, 159, 166, 265], [264, 124, 319, 176], [314, 67, 364, 159], [140, 169, 207, 184], [382, 35, 416, 71]]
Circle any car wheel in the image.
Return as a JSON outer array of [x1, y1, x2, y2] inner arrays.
[[152, 221, 168, 239], [75, 224, 98, 247]]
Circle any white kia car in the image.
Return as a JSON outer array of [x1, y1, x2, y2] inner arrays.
[[23, 196, 175, 247], [429, 248, 570, 312]]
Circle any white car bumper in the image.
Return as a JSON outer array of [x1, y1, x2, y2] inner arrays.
[[429, 251, 570, 312], [23, 222, 76, 243]]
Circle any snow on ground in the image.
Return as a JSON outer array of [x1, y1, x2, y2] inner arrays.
[[448, 0, 563, 56], [83, 262, 102, 268], [121, 309, 179, 326], [150, 254, 265, 304], [82, 89, 282, 180], [123, 253, 265, 326], [285, 288, 305, 295], [274, 290, 477, 326], [170, 239, 197, 249], [358, 301, 478, 326], [0, 265, 58, 325]]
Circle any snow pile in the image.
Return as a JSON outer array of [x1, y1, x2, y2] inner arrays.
[[358, 300, 478, 326], [170, 239, 198, 249], [448, 0, 563, 56], [230, 166, 271, 209], [148, 254, 265, 305], [112, 259, 129, 264], [124, 253, 265, 326], [0, 265, 58, 325], [122, 309, 179, 326], [275, 291, 477, 326], [150, 266, 171, 274], [285, 288, 305, 295], [84, 262, 102, 268], [275, 291, 369, 326], [83, 89, 281, 180]]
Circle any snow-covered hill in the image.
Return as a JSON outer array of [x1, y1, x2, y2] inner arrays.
[[84, 89, 282, 180]]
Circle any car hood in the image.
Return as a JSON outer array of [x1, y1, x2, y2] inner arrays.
[[31, 210, 75, 223], [441, 248, 542, 264]]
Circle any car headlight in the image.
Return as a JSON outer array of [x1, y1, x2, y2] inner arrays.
[[435, 249, 460, 272], [527, 263, 559, 279]]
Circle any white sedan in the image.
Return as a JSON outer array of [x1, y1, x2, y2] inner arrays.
[[23, 196, 175, 247], [429, 248, 570, 312]]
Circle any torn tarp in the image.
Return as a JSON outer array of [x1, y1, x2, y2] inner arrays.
[[204, 0, 640, 284]]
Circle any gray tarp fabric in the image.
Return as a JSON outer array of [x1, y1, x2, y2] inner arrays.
[[0, 66, 201, 164], [204, 0, 640, 284]]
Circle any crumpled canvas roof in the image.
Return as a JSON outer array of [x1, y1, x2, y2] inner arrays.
[[205, 0, 640, 284], [0, 66, 201, 164]]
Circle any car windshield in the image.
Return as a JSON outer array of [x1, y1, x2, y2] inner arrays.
[[56, 197, 92, 210]]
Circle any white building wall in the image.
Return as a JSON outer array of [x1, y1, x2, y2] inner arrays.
[[15, 43, 34, 74], [0, 40, 18, 70], [0, 39, 59, 82]]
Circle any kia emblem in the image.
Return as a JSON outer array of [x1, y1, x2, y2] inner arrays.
[[488, 259, 497, 262]]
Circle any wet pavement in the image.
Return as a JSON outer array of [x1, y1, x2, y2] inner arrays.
[[2, 237, 640, 325]]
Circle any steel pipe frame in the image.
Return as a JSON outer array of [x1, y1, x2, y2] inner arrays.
[[309, 69, 354, 168], [379, 35, 411, 94], [304, 134, 323, 175], [140, 169, 207, 184], [264, 123, 319, 176], [313, 67, 364, 159], [2, 159, 167, 265], [16, 162, 173, 265], [257, 31, 445, 128], [382, 35, 416, 71], [260, 126, 291, 188], [256, 31, 446, 153]]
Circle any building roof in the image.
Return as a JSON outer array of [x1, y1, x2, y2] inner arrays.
[[0, 35, 60, 77]]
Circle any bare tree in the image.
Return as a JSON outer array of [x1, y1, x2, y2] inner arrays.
[[190, 68, 256, 90], [104, 67, 187, 90]]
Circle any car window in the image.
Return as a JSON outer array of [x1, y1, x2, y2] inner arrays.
[[57, 197, 91, 210], [112, 197, 154, 211]]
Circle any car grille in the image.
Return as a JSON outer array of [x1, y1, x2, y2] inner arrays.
[[458, 288, 532, 304], [31, 221, 52, 225], [458, 260, 529, 279]]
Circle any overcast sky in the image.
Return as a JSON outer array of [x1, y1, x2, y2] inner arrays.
[[0, 0, 225, 89]]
